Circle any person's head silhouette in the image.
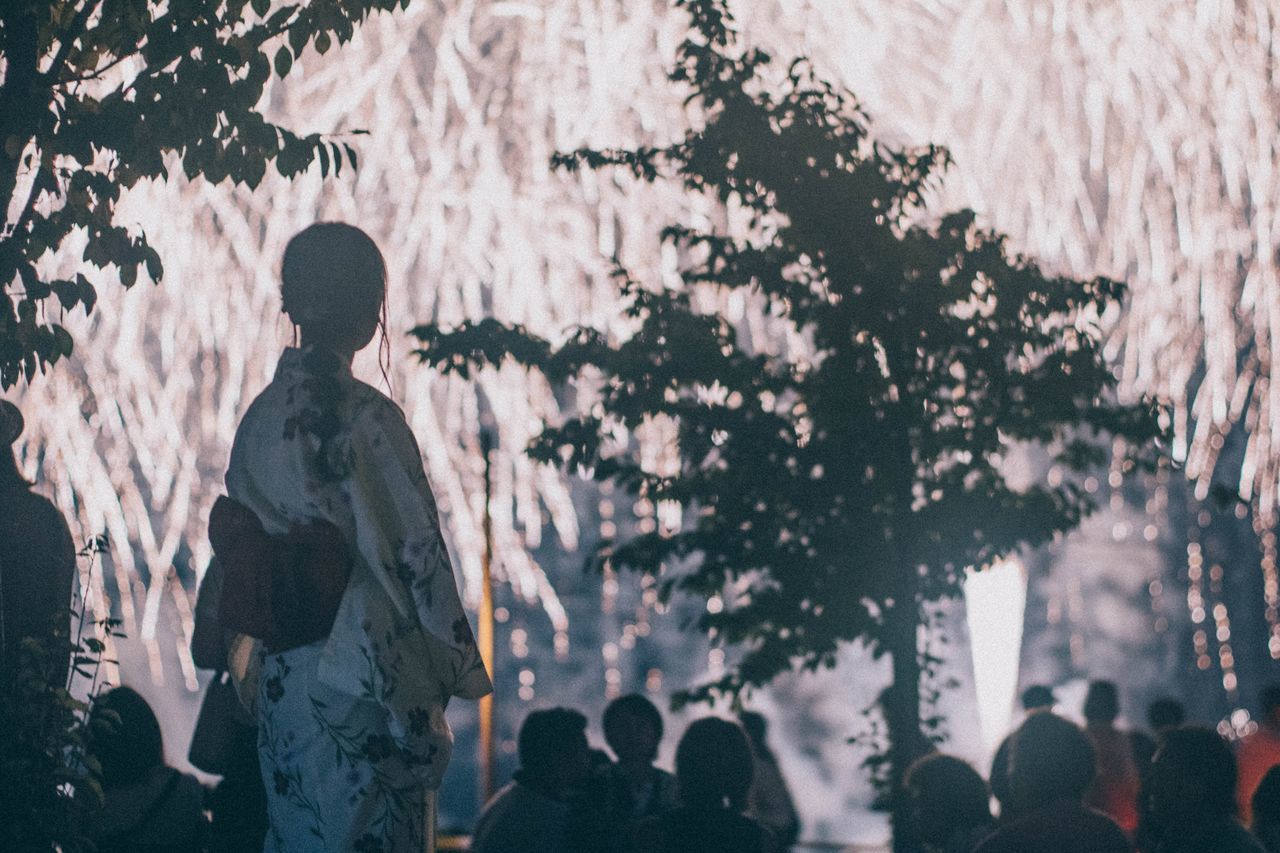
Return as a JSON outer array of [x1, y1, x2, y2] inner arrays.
[[1261, 685, 1280, 729], [1021, 684, 1056, 711], [675, 717, 754, 811], [516, 707, 591, 794], [1009, 711, 1096, 813], [1149, 726, 1237, 830], [0, 399, 29, 489], [1083, 680, 1121, 725], [1147, 697, 1186, 733], [905, 753, 992, 844], [89, 686, 166, 788], [281, 222, 388, 362], [603, 693, 664, 767], [1252, 764, 1280, 839], [738, 710, 768, 744], [738, 710, 779, 764]]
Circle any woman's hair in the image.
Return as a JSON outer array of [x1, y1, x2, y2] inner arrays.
[[89, 686, 165, 788], [281, 222, 391, 383], [282, 223, 386, 334], [675, 717, 754, 811], [279, 224, 392, 480]]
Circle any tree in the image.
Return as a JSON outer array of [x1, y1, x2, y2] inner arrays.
[[413, 0, 1167, 846], [0, 0, 398, 388]]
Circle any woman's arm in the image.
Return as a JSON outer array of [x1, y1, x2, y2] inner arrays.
[[341, 397, 491, 700]]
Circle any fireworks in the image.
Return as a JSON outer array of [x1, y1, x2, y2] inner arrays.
[[12, 0, 1280, 688]]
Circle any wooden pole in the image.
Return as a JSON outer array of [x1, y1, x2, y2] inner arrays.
[[477, 429, 496, 807]]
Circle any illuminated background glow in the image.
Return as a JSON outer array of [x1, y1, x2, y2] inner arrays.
[[13, 0, 1280, 842]]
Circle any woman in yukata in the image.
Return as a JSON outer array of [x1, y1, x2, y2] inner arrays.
[[223, 222, 492, 852]]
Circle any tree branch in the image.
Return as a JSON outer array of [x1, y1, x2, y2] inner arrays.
[[42, 0, 106, 86], [55, 45, 139, 86]]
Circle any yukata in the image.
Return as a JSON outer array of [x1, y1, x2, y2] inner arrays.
[[225, 347, 492, 852]]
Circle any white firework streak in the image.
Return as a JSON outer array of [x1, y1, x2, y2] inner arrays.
[[12, 0, 1279, 684]]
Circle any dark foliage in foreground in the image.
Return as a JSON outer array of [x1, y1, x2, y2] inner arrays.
[[0, 0, 401, 387], [1, 536, 121, 851]]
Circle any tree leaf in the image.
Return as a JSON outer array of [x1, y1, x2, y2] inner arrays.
[[273, 46, 293, 78], [53, 325, 74, 357], [289, 25, 309, 56], [78, 274, 98, 315], [144, 247, 164, 282]]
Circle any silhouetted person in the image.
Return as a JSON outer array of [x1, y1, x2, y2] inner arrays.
[[0, 400, 75, 683], [905, 753, 995, 853], [739, 711, 800, 850], [1148, 726, 1263, 852], [1083, 679, 1141, 835], [471, 708, 594, 852], [990, 684, 1056, 814], [222, 223, 490, 850], [1133, 698, 1187, 771], [973, 712, 1128, 853], [1239, 685, 1280, 823], [634, 717, 773, 853], [603, 694, 678, 828], [1150, 698, 1187, 731], [1135, 697, 1188, 851], [87, 686, 207, 853], [1252, 765, 1280, 853]]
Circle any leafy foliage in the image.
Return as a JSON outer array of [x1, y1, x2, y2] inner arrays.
[[415, 0, 1167, 839], [0, 0, 397, 387], [0, 535, 122, 852]]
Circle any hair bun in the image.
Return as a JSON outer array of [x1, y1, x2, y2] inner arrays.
[[0, 400, 23, 445]]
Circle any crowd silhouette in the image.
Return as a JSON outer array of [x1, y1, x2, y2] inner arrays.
[[0, 398, 74, 685], [458, 679, 1280, 853], [49, 663, 1280, 852]]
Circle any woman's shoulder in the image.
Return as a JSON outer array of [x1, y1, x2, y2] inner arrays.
[[346, 379, 407, 424], [344, 383, 423, 458], [229, 381, 292, 450]]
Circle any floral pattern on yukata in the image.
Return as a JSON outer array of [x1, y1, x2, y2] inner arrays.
[[226, 348, 492, 850], [258, 645, 427, 852]]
